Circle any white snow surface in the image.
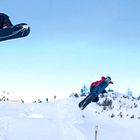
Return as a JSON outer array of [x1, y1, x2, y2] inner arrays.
[[0, 93, 140, 140]]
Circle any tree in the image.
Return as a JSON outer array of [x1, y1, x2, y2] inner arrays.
[[108, 88, 114, 92], [127, 88, 133, 97], [80, 84, 88, 96], [137, 93, 140, 100]]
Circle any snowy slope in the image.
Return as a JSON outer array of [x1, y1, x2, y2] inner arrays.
[[0, 93, 140, 140]]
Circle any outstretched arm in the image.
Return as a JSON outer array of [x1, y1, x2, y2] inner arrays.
[[109, 81, 113, 84]]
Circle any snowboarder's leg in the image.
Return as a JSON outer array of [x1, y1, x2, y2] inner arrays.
[[79, 93, 97, 110], [91, 96, 99, 102], [90, 85, 97, 93]]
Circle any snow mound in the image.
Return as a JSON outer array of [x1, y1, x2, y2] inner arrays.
[[0, 93, 139, 140]]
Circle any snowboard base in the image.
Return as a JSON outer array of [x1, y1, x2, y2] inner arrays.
[[0, 23, 30, 42]]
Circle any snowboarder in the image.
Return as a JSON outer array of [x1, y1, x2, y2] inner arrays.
[[90, 76, 113, 102], [79, 76, 113, 110], [0, 13, 13, 29]]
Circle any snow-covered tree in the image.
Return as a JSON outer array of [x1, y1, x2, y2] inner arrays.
[[80, 84, 88, 96], [127, 88, 133, 97], [137, 93, 140, 100]]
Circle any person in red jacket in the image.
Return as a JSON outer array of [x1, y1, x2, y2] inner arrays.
[[79, 76, 113, 110], [0, 13, 13, 29], [90, 76, 113, 102]]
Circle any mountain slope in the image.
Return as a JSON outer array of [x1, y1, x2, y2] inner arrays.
[[0, 92, 139, 140]]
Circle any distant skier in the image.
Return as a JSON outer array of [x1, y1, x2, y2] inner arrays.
[[79, 76, 113, 110], [0, 13, 13, 29]]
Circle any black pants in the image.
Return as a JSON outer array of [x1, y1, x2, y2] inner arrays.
[[79, 93, 99, 110], [91, 95, 99, 102]]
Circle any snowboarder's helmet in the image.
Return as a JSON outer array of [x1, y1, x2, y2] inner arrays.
[[106, 76, 111, 81]]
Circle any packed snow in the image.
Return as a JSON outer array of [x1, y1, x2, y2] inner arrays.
[[0, 92, 140, 140]]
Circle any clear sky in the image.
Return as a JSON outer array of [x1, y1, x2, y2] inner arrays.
[[0, 0, 140, 101]]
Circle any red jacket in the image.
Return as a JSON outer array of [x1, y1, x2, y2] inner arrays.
[[90, 76, 113, 87]]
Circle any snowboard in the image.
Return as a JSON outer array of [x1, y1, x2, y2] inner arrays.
[[79, 78, 110, 110], [0, 23, 30, 42]]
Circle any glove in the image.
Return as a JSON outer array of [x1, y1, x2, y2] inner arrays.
[[110, 81, 113, 84]]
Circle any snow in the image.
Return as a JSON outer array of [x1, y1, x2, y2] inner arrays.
[[0, 93, 140, 140]]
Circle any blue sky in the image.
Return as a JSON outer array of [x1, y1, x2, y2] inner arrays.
[[0, 0, 140, 101]]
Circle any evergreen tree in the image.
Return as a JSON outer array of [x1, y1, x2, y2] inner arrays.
[[80, 84, 88, 96], [127, 88, 133, 97]]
